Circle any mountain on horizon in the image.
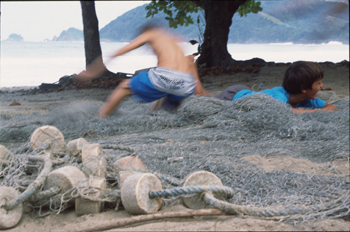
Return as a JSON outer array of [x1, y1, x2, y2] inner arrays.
[[54, 0, 349, 44]]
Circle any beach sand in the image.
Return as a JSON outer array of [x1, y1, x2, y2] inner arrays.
[[1, 62, 349, 231]]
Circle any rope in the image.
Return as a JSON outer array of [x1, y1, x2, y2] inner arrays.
[[3, 154, 52, 210], [203, 191, 345, 218], [149, 185, 234, 199], [30, 143, 50, 156], [30, 186, 61, 202], [101, 144, 134, 153], [155, 173, 183, 186]]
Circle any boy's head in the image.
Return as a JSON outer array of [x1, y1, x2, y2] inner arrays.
[[136, 20, 165, 36], [282, 61, 324, 94]]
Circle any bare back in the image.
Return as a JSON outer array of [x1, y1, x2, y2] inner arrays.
[[113, 28, 194, 75], [147, 29, 191, 73]]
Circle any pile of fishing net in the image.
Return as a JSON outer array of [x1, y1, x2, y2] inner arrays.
[[0, 91, 349, 226]]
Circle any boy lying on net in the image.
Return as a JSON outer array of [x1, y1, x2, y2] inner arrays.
[[216, 61, 337, 114]]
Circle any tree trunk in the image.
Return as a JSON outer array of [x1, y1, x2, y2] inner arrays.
[[80, 1, 103, 67], [197, 0, 247, 68]]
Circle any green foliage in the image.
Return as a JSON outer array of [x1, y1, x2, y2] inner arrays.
[[146, 0, 262, 28], [146, 0, 199, 28], [237, 0, 263, 17]]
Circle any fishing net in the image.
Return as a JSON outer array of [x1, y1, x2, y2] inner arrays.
[[0, 91, 349, 225]]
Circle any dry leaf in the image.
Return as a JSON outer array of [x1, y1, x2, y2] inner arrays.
[[9, 101, 21, 106], [83, 130, 95, 137]]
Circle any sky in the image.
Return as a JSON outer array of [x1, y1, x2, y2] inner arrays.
[[1, 1, 151, 42]]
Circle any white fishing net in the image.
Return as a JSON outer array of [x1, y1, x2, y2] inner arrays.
[[0, 91, 349, 224]]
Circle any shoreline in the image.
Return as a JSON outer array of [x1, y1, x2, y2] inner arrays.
[[1, 59, 348, 94]]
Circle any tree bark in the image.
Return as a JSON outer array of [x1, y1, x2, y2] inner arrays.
[[80, 1, 103, 67], [197, 0, 247, 68]]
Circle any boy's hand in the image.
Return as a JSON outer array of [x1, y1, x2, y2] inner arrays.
[[292, 103, 337, 114], [74, 56, 107, 83], [292, 108, 312, 114]]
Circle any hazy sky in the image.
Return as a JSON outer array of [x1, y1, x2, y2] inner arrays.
[[1, 1, 151, 41]]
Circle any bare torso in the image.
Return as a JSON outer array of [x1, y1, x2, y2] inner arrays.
[[113, 28, 193, 74], [147, 29, 191, 73]]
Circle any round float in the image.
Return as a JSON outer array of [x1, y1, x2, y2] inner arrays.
[[0, 145, 10, 163], [113, 156, 146, 173], [81, 144, 102, 162], [121, 173, 163, 215], [30, 125, 66, 152], [113, 156, 147, 189], [67, 138, 88, 156], [43, 166, 86, 208], [182, 171, 223, 210], [0, 186, 23, 229]]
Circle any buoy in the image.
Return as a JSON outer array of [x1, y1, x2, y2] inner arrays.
[[113, 156, 147, 189], [0, 186, 23, 229], [82, 156, 107, 178], [43, 166, 86, 208], [113, 156, 146, 172], [75, 177, 106, 216], [121, 173, 163, 214], [81, 144, 102, 162], [182, 171, 224, 210], [30, 125, 66, 152], [0, 145, 10, 163], [67, 138, 88, 156], [117, 171, 139, 189]]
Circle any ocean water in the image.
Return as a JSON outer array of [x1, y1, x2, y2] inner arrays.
[[1, 41, 348, 88]]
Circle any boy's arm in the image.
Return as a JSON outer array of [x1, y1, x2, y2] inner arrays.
[[74, 55, 106, 82], [187, 55, 213, 97], [74, 31, 150, 82], [292, 102, 337, 114], [109, 31, 150, 59]]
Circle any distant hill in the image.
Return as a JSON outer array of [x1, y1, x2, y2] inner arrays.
[[99, 4, 200, 42], [228, 0, 349, 44], [52, 27, 84, 41], [56, 0, 349, 44], [6, 33, 24, 41], [99, 0, 348, 44]]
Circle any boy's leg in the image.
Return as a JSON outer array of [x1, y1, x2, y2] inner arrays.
[[98, 79, 131, 117], [150, 97, 168, 111], [162, 94, 192, 112], [215, 85, 251, 101]]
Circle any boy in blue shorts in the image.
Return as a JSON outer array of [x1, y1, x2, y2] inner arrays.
[[76, 22, 211, 117], [216, 61, 337, 114]]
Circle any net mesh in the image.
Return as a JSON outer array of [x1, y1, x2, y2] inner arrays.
[[0, 91, 349, 224]]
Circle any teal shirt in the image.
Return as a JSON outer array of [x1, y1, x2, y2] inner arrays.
[[232, 87, 326, 108]]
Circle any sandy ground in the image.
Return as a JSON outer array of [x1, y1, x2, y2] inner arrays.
[[0, 62, 349, 231]]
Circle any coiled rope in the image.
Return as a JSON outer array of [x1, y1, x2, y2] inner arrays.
[[203, 189, 344, 218], [101, 144, 134, 153], [149, 185, 234, 199], [149, 184, 346, 218]]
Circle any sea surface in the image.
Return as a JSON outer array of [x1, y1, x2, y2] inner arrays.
[[1, 41, 349, 88]]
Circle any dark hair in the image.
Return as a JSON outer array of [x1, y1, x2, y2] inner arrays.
[[135, 20, 165, 36], [282, 61, 324, 94]]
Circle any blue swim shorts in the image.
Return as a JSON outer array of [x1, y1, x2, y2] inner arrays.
[[129, 71, 193, 105]]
